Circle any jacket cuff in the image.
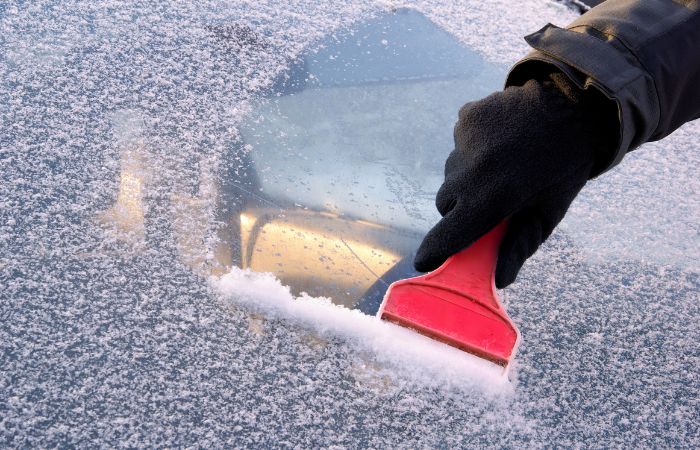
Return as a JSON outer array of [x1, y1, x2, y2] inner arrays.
[[505, 24, 660, 177]]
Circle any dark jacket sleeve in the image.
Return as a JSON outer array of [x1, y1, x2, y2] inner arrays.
[[505, 0, 700, 176]]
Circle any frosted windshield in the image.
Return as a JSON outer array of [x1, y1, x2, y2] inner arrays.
[[3, 1, 698, 448]]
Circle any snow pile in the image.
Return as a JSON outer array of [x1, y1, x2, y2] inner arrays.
[[213, 267, 514, 396]]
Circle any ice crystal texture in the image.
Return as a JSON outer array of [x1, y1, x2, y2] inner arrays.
[[2, 0, 698, 447]]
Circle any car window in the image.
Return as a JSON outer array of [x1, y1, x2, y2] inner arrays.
[[233, 9, 506, 308], [3, 1, 698, 448]]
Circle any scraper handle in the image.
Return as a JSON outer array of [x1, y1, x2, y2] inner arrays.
[[420, 221, 508, 310]]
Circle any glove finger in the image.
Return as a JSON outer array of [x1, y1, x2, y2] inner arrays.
[[414, 200, 490, 272], [414, 210, 461, 272], [495, 182, 586, 288], [417, 181, 519, 273], [494, 210, 547, 289], [443, 147, 467, 178], [435, 179, 458, 217]]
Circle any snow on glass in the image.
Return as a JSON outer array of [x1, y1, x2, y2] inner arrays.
[[2, 0, 699, 448]]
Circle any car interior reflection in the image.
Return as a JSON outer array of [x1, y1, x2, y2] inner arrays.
[[213, 9, 504, 311]]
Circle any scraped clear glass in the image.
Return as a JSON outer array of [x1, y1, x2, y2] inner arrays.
[[225, 9, 506, 308]]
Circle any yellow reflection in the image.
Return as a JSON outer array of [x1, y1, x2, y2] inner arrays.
[[239, 210, 402, 308], [116, 171, 144, 220], [169, 192, 211, 275], [354, 219, 389, 230], [240, 212, 256, 229]]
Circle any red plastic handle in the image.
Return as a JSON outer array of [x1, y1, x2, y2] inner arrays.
[[420, 220, 508, 312], [379, 220, 518, 366]]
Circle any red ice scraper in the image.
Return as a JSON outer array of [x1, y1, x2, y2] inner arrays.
[[378, 221, 519, 368]]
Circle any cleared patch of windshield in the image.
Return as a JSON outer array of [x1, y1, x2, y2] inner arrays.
[[233, 9, 505, 308]]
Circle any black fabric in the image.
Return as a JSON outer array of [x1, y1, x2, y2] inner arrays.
[[414, 72, 618, 288], [416, 0, 700, 288], [507, 0, 700, 175]]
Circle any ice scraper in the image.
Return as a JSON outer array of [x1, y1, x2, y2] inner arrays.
[[378, 221, 519, 369]]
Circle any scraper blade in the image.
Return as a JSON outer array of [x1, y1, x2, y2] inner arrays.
[[378, 221, 519, 369]]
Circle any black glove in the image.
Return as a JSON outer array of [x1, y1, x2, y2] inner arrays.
[[414, 72, 618, 288]]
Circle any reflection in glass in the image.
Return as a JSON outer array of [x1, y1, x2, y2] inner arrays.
[[217, 9, 506, 311]]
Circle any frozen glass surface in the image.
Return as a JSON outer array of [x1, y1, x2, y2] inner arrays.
[[302, 9, 488, 86], [235, 9, 506, 306], [242, 10, 503, 235], [2, 1, 698, 448]]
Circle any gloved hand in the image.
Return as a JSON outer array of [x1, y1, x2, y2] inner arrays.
[[414, 71, 618, 288]]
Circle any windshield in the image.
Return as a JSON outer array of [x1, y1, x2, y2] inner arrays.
[[230, 9, 507, 307], [241, 10, 504, 231], [2, 1, 698, 448]]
